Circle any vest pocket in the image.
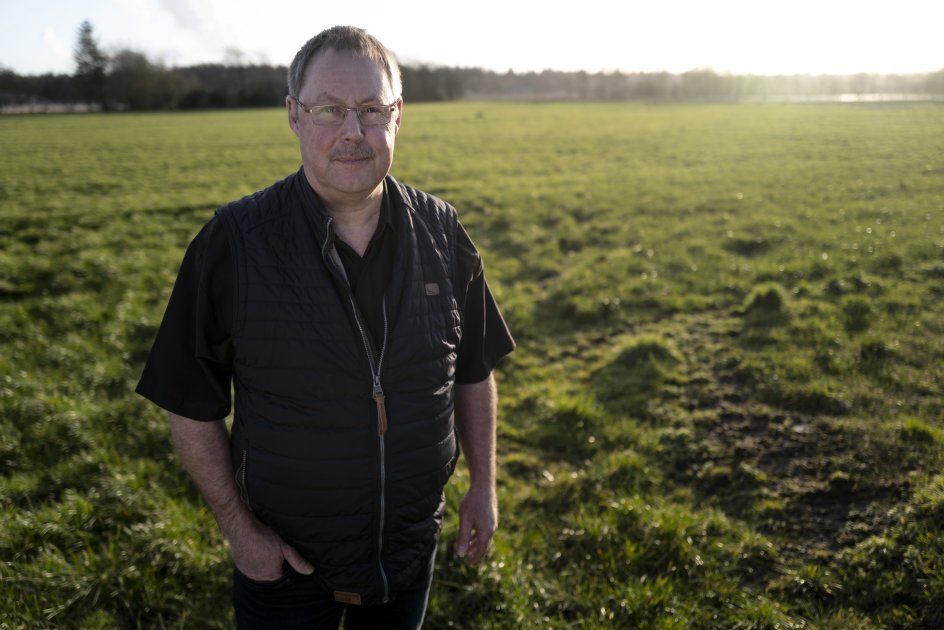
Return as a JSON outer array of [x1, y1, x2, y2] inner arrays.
[[235, 449, 251, 507]]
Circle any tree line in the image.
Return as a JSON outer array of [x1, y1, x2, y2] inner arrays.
[[2, 21, 943, 112]]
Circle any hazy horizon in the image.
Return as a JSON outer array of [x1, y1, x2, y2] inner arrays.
[[2, 0, 942, 78]]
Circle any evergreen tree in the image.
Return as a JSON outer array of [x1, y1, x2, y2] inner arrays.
[[74, 20, 107, 108]]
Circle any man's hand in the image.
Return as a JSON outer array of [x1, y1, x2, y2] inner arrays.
[[456, 486, 498, 564], [230, 517, 315, 581]]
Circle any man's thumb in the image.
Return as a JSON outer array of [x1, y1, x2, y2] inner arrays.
[[456, 516, 473, 558], [281, 542, 315, 575]]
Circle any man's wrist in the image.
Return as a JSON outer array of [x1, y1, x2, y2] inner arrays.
[[466, 480, 497, 499], [214, 498, 259, 543]]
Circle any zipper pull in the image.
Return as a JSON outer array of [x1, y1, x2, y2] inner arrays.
[[373, 377, 388, 436]]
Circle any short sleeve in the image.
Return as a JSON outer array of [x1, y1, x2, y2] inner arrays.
[[454, 224, 516, 384], [135, 217, 234, 420]]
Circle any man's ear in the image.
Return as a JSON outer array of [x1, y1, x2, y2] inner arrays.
[[393, 98, 403, 134], [286, 96, 300, 134]]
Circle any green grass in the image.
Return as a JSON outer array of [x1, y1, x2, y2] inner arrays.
[[2, 102, 943, 628]]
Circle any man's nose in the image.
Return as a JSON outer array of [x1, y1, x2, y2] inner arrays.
[[339, 108, 365, 138]]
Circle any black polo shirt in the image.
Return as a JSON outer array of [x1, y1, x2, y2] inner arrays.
[[136, 183, 515, 421], [332, 191, 396, 352]]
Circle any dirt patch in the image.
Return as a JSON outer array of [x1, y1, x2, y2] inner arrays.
[[665, 312, 911, 560]]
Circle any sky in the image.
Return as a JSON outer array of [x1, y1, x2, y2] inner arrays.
[[1, 0, 942, 77]]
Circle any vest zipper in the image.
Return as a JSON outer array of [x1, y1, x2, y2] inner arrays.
[[351, 296, 390, 602], [323, 216, 391, 603]]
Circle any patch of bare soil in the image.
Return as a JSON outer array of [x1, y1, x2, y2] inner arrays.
[[669, 313, 910, 560]]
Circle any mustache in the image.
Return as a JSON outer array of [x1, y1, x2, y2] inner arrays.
[[330, 148, 374, 160]]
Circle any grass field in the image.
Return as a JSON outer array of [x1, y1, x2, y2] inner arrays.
[[1, 102, 943, 629]]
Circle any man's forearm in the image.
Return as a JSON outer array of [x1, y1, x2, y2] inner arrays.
[[167, 413, 253, 540], [453, 373, 499, 563], [454, 373, 497, 490]]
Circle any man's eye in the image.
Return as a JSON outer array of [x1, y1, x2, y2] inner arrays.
[[320, 106, 339, 114], [361, 106, 382, 114]]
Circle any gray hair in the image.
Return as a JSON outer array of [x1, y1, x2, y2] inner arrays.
[[287, 26, 402, 102]]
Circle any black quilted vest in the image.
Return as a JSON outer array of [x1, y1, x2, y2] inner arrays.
[[216, 169, 461, 605]]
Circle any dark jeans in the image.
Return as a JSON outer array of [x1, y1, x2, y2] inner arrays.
[[232, 552, 436, 630]]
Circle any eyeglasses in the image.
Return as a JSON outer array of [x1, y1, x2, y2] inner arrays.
[[295, 99, 399, 126]]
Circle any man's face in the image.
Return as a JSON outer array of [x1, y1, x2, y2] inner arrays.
[[288, 48, 401, 209]]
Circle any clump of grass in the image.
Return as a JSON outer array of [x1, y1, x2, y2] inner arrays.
[[921, 261, 944, 280], [899, 417, 944, 445], [858, 337, 895, 373], [741, 282, 790, 327], [842, 296, 872, 334], [614, 335, 682, 373], [824, 274, 878, 299], [592, 334, 683, 417], [699, 461, 768, 491], [761, 381, 849, 416], [724, 234, 773, 258]]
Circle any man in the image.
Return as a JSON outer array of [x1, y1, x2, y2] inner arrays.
[[136, 25, 514, 629]]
